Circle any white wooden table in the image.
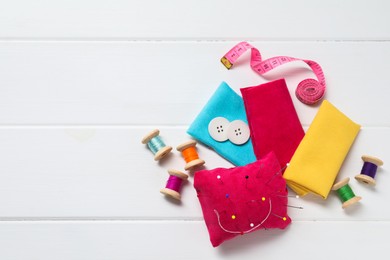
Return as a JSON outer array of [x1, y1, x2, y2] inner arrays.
[[0, 1, 389, 259]]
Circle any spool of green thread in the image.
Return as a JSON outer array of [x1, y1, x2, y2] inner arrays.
[[332, 177, 362, 209]]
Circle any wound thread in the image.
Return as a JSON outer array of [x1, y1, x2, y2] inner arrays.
[[160, 169, 188, 201], [355, 155, 384, 186], [361, 162, 378, 179], [177, 140, 205, 171], [165, 175, 183, 193], [147, 136, 166, 154], [336, 184, 356, 203], [332, 178, 361, 209], [141, 129, 172, 161], [182, 146, 199, 163]]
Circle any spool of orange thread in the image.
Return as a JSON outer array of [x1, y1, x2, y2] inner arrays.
[[176, 140, 205, 171]]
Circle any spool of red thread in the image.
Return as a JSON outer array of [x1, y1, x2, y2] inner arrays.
[[160, 169, 189, 201], [176, 140, 205, 171]]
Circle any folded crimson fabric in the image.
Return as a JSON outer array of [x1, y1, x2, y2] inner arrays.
[[241, 79, 305, 168], [283, 100, 361, 198], [187, 81, 256, 166], [194, 152, 291, 247]]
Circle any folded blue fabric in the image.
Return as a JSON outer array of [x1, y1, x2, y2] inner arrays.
[[187, 82, 256, 166]]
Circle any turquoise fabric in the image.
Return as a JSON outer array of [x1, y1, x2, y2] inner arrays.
[[187, 82, 256, 166]]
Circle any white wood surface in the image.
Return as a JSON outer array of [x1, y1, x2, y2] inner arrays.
[[0, 0, 389, 259], [1, 0, 389, 40]]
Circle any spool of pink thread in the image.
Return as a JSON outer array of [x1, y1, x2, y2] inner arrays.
[[160, 169, 189, 201]]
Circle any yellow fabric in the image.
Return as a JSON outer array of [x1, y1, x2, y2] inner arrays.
[[283, 100, 360, 199]]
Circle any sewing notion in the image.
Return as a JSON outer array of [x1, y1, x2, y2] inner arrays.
[[355, 155, 384, 186]]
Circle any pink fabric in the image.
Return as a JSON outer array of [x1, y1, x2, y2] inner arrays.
[[194, 152, 291, 247], [241, 79, 305, 168]]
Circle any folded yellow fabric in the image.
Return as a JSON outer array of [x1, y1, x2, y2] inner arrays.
[[283, 100, 360, 199]]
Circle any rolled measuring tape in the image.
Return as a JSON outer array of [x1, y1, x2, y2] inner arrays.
[[355, 155, 384, 186], [221, 41, 326, 105], [332, 177, 361, 209]]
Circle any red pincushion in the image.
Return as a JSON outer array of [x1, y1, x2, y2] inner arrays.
[[194, 152, 291, 247]]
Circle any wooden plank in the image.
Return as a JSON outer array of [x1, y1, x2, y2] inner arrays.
[[0, 221, 387, 259], [0, 127, 387, 220], [0, 41, 389, 126], [0, 0, 389, 40]]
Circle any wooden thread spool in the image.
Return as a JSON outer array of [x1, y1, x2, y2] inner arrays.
[[332, 177, 361, 209], [160, 169, 188, 201], [176, 140, 205, 171], [355, 155, 384, 186], [141, 129, 172, 161]]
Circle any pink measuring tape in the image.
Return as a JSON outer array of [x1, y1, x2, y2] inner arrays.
[[221, 42, 326, 105]]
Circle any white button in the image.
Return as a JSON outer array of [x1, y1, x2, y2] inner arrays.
[[227, 120, 250, 145], [208, 117, 229, 142]]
